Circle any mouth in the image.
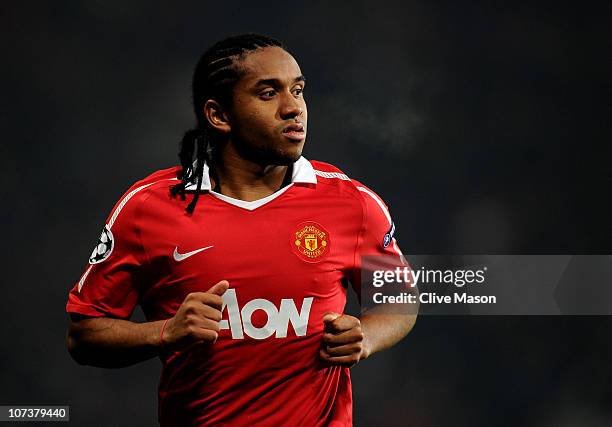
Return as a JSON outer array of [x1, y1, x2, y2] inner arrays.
[[282, 123, 306, 141]]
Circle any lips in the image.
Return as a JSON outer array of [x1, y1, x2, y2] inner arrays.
[[282, 123, 305, 141]]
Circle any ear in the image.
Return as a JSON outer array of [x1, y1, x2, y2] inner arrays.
[[203, 99, 231, 134]]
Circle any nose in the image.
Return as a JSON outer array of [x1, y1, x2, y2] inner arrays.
[[279, 93, 304, 120]]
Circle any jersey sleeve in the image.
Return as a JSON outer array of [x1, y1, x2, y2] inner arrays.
[[350, 182, 409, 302], [66, 185, 151, 319]]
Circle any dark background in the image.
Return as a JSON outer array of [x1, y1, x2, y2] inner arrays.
[[2, 1, 611, 426]]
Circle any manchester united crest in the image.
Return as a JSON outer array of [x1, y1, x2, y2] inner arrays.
[[292, 222, 330, 263]]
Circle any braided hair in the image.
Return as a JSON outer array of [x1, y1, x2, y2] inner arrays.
[[171, 34, 284, 214]]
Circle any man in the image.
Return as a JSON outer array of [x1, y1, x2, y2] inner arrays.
[[66, 34, 417, 426]]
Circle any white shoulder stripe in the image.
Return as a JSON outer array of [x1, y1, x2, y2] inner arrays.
[[77, 265, 94, 292], [314, 170, 350, 180], [356, 186, 392, 225], [107, 178, 177, 229], [357, 186, 404, 259], [79, 177, 176, 293]]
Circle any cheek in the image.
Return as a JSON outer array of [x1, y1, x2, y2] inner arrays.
[[245, 111, 269, 133], [248, 108, 278, 132], [232, 103, 263, 130], [230, 98, 279, 138]]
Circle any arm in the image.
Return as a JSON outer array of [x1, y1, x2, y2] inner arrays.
[[360, 306, 417, 358], [320, 181, 418, 366], [319, 300, 418, 367], [67, 280, 229, 368], [359, 266, 420, 358], [67, 315, 164, 368]]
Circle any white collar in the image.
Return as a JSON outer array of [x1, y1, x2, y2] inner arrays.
[[184, 156, 317, 191]]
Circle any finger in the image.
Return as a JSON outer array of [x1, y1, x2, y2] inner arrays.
[[184, 293, 223, 311], [319, 349, 360, 367], [323, 312, 341, 324], [187, 317, 221, 333], [191, 327, 219, 343], [323, 342, 363, 357], [186, 302, 222, 321], [322, 329, 364, 346], [206, 280, 229, 296], [199, 305, 222, 322], [325, 315, 360, 333]]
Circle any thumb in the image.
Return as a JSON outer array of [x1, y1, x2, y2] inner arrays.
[[206, 280, 229, 296], [323, 312, 341, 324]]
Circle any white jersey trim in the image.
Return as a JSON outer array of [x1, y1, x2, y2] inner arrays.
[[77, 265, 94, 292], [356, 186, 404, 257], [209, 184, 294, 211], [356, 186, 392, 225], [314, 170, 350, 180], [79, 177, 177, 293], [185, 156, 317, 191], [184, 157, 316, 210], [108, 178, 177, 230]]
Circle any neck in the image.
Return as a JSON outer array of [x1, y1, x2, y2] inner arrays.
[[210, 145, 292, 202]]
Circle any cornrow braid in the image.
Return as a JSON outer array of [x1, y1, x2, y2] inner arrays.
[[171, 33, 284, 214], [169, 128, 208, 212]]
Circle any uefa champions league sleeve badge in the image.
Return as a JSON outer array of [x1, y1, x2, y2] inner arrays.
[[88, 225, 115, 264]]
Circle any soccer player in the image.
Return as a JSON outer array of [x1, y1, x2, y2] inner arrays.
[[66, 34, 417, 426]]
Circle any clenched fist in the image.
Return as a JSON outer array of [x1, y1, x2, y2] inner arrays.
[[320, 312, 369, 367], [161, 280, 229, 351]]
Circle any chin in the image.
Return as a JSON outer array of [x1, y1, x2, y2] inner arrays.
[[259, 140, 304, 166], [232, 136, 305, 166], [274, 145, 303, 165]]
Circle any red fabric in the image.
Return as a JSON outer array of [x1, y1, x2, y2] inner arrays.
[[67, 160, 403, 426]]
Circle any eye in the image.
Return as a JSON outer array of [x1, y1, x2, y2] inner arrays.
[[292, 87, 304, 97], [259, 89, 276, 99]]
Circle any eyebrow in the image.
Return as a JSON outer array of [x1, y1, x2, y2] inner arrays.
[[253, 75, 306, 88]]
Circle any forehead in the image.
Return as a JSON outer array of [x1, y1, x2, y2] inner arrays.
[[237, 47, 302, 84]]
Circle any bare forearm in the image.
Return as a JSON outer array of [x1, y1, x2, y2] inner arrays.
[[360, 310, 417, 359], [67, 316, 164, 368], [67, 281, 229, 369]]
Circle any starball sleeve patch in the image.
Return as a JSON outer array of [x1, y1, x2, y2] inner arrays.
[[383, 221, 396, 248], [88, 225, 115, 264], [291, 222, 331, 263]]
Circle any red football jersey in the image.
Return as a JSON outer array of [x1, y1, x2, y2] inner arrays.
[[67, 157, 404, 426]]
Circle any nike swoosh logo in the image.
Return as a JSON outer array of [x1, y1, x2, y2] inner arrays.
[[173, 245, 213, 262]]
